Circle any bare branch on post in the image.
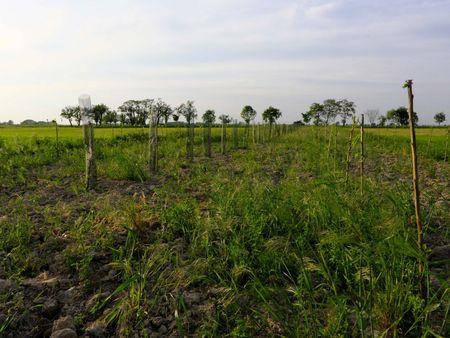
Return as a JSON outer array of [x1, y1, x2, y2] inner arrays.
[[404, 79, 424, 295]]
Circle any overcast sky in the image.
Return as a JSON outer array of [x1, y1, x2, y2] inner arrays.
[[1, 0, 449, 124]]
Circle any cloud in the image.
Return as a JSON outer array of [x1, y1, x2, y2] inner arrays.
[[0, 0, 449, 124], [305, 1, 340, 18]]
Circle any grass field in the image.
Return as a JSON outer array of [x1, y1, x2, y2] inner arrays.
[[0, 125, 148, 139], [1, 125, 448, 139], [0, 125, 448, 337]]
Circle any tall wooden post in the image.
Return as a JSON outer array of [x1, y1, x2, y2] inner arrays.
[[203, 124, 212, 157], [207, 125, 211, 156], [55, 120, 60, 159], [233, 123, 238, 150], [426, 127, 433, 155], [444, 128, 449, 162], [333, 125, 338, 172], [252, 124, 256, 144], [221, 122, 226, 154], [263, 124, 266, 143], [186, 122, 194, 160], [345, 117, 356, 183], [326, 125, 333, 160], [149, 111, 158, 173], [360, 114, 364, 195], [404, 80, 424, 291], [257, 124, 261, 144], [79, 94, 96, 191], [83, 123, 96, 190]]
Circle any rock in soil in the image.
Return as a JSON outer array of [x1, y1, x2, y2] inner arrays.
[[85, 320, 107, 338], [50, 328, 78, 338], [158, 324, 168, 334], [52, 315, 76, 332], [43, 298, 61, 318], [183, 291, 202, 305]]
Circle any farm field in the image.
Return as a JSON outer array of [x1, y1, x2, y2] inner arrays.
[[0, 125, 449, 337]]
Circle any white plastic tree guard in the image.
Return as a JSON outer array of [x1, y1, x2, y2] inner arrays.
[[78, 94, 92, 125]]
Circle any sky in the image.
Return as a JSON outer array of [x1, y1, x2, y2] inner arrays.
[[1, 0, 449, 125]]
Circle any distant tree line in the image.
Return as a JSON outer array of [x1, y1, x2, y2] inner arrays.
[[60, 99, 447, 127], [60, 100, 283, 127], [300, 99, 356, 126], [0, 120, 15, 126], [297, 99, 448, 127]]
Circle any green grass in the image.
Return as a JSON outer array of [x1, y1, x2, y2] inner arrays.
[[0, 124, 448, 337], [0, 125, 148, 139]]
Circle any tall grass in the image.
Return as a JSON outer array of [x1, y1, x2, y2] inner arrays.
[[0, 125, 448, 336]]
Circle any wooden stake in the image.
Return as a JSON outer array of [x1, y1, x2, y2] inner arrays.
[[326, 125, 333, 160], [426, 127, 433, 155], [333, 125, 338, 172], [83, 123, 97, 190], [149, 118, 158, 173], [360, 114, 364, 195], [257, 124, 261, 144], [444, 127, 449, 162], [233, 123, 238, 150], [345, 117, 356, 183], [404, 80, 424, 290], [208, 125, 212, 156], [186, 123, 194, 160], [221, 122, 226, 154], [55, 121, 60, 159], [203, 124, 212, 157]]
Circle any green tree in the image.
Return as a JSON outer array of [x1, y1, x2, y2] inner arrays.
[[218, 114, 231, 124], [303, 103, 324, 125], [156, 99, 172, 126], [301, 112, 312, 124], [91, 104, 109, 125], [262, 106, 282, 125], [154, 99, 172, 125], [240, 105, 257, 124], [176, 100, 197, 159], [202, 109, 216, 125], [386, 107, 418, 126], [139, 99, 154, 125], [241, 105, 256, 147], [218, 114, 231, 154], [74, 106, 82, 126], [202, 110, 216, 157], [60, 106, 77, 126], [378, 115, 387, 127], [323, 99, 339, 125], [338, 99, 356, 126], [118, 100, 154, 126], [176, 100, 197, 124], [103, 110, 118, 125], [149, 99, 168, 173], [118, 100, 139, 125], [434, 112, 446, 126], [118, 113, 127, 125], [263, 106, 282, 139]]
